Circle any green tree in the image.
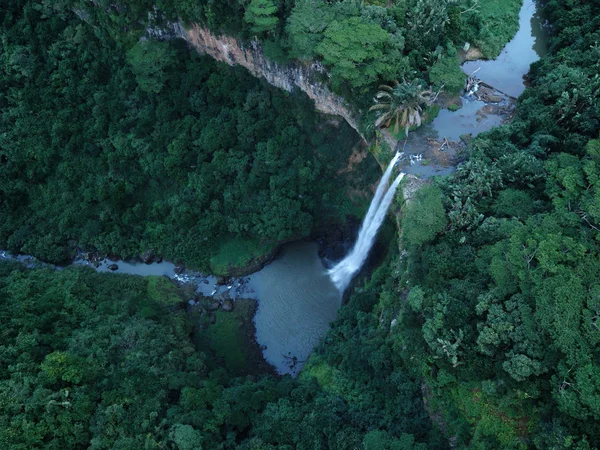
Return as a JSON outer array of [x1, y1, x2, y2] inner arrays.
[[369, 79, 433, 135], [286, 0, 332, 59], [316, 17, 398, 94], [169, 424, 204, 450], [126, 40, 174, 93], [402, 185, 447, 246], [244, 0, 279, 35], [427, 55, 466, 95], [405, 0, 456, 51]]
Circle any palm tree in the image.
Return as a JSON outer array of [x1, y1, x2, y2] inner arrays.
[[369, 79, 434, 135]]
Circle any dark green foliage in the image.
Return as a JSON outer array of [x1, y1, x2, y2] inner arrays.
[[0, 256, 434, 449], [316, 17, 399, 94], [0, 0, 372, 271], [427, 54, 467, 95], [402, 184, 447, 246], [126, 40, 175, 93], [6, 0, 600, 448], [0, 263, 204, 449], [244, 0, 279, 34], [394, 1, 600, 446], [467, 0, 522, 58], [66, 0, 523, 106]]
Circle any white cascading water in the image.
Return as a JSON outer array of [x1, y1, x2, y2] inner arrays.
[[329, 153, 405, 291]]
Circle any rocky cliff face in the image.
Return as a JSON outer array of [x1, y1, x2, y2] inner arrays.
[[173, 24, 362, 137]]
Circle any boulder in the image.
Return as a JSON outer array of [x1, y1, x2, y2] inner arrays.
[[221, 299, 234, 312], [107, 264, 118, 271], [141, 250, 156, 264], [174, 265, 185, 275], [477, 85, 503, 103], [194, 293, 208, 302], [214, 291, 231, 303], [460, 134, 472, 145], [216, 276, 229, 285], [208, 313, 217, 324]]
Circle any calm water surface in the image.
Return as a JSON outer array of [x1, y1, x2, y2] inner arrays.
[[248, 242, 341, 375], [1, 243, 340, 376], [462, 0, 549, 98], [402, 0, 548, 176]]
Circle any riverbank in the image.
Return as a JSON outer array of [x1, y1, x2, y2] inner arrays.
[[0, 218, 359, 377], [375, 0, 548, 179], [387, 0, 552, 444], [191, 297, 278, 376]]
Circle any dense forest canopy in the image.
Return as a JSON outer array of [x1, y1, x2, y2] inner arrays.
[[58, 0, 523, 107], [0, 0, 378, 271], [394, 0, 600, 447], [0, 257, 437, 449], [1, 0, 600, 449]]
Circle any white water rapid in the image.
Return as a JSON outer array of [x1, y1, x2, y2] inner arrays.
[[329, 153, 405, 291]]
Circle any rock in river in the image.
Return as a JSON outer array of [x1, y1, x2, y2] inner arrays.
[[107, 264, 118, 271], [140, 250, 156, 264], [477, 85, 503, 103], [216, 276, 230, 285], [214, 291, 231, 302]]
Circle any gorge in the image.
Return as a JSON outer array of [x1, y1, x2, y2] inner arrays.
[[0, 0, 549, 376], [4, 0, 599, 447]]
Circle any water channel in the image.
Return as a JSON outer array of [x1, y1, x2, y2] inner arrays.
[[462, 0, 549, 98], [401, 0, 548, 177], [0, 243, 340, 376]]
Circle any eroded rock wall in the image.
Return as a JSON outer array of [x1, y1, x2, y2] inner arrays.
[[178, 24, 362, 137]]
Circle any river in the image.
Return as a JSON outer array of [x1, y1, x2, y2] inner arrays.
[[80, 243, 342, 375], [462, 0, 549, 98], [249, 243, 341, 375], [0, 243, 340, 376], [401, 0, 548, 178]]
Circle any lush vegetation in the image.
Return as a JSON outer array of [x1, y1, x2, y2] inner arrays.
[[63, 0, 522, 109], [391, 0, 600, 446], [3, 0, 600, 449], [0, 257, 439, 449], [0, 0, 378, 272], [370, 79, 434, 136]]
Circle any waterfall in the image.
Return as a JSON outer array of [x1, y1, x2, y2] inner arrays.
[[329, 154, 405, 291]]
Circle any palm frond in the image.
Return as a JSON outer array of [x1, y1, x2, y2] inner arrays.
[[374, 114, 389, 128], [369, 104, 391, 111], [370, 78, 433, 133], [375, 92, 393, 100]]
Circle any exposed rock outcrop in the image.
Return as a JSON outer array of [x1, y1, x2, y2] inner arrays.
[[176, 24, 362, 138]]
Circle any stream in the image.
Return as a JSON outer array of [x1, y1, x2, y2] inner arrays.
[[0, 244, 339, 376], [0, 0, 549, 377], [462, 0, 548, 99], [400, 0, 548, 177]]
